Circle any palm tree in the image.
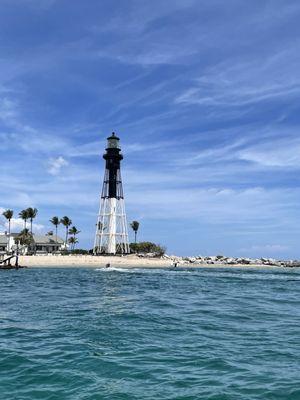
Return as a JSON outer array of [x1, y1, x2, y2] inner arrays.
[[19, 209, 29, 229], [60, 216, 72, 246], [17, 228, 34, 255], [50, 216, 60, 244], [68, 226, 80, 251], [68, 236, 78, 251], [130, 221, 140, 244], [2, 209, 13, 253], [2, 209, 13, 236], [26, 207, 38, 235], [69, 226, 81, 239], [17, 228, 33, 246]]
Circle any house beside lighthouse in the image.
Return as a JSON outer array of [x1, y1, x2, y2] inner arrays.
[[93, 133, 130, 255]]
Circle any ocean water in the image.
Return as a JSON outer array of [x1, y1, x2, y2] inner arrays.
[[0, 267, 299, 400]]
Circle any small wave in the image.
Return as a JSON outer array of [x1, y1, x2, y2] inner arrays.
[[95, 267, 142, 273]]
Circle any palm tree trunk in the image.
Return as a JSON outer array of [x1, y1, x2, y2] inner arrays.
[[65, 228, 68, 247], [55, 225, 58, 247], [7, 219, 11, 252], [135, 231, 137, 244], [30, 219, 33, 235]]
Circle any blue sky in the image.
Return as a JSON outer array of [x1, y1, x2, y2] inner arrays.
[[0, 0, 300, 258]]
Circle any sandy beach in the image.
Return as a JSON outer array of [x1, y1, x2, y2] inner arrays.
[[15, 255, 283, 269], [18, 254, 171, 268]]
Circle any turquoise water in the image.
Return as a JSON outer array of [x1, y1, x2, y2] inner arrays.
[[0, 267, 300, 399]]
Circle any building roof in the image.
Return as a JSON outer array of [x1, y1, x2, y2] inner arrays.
[[9, 233, 64, 245], [107, 132, 120, 140], [33, 235, 64, 244]]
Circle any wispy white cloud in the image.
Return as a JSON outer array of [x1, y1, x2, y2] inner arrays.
[[238, 137, 300, 168], [0, 94, 68, 156], [0, 97, 18, 122], [47, 157, 68, 175], [94, 0, 198, 35], [175, 48, 300, 107], [126, 186, 300, 228]]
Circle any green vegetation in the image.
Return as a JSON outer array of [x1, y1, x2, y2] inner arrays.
[[60, 248, 92, 255], [16, 228, 33, 246], [69, 226, 81, 239], [68, 236, 78, 250], [17, 208, 38, 236], [68, 226, 80, 250], [26, 207, 38, 234], [130, 241, 166, 257], [50, 216, 60, 244], [1, 208, 81, 253], [60, 216, 72, 244], [19, 209, 29, 229], [71, 249, 92, 255], [2, 209, 13, 235], [130, 220, 140, 243]]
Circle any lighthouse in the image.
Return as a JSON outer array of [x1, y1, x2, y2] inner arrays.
[[93, 133, 130, 255]]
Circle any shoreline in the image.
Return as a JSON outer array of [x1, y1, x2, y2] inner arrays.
[[16, 255, 289, 269]]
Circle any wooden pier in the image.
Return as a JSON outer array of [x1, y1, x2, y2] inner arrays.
[[0, 254, 26, 269]]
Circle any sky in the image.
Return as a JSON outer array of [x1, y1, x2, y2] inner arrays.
[[0, 0, 300, 258]]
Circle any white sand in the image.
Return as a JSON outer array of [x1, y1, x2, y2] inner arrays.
[[17, 255, 279, 269], [19, 254, 171, 268]]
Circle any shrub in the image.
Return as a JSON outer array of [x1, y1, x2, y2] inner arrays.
[[130, 242, 166, 257], [71, 249, 90, 255]]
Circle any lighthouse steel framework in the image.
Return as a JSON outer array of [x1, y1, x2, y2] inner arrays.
[[93, 133, 130, 255]]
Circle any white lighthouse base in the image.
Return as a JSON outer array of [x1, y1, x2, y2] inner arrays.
[[94, 197, 130, 255]]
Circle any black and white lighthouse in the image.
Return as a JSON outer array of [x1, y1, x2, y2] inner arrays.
[[93, 133, 130, 254]]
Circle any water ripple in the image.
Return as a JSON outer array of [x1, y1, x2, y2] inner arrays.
[[0, 267, 299, 399]]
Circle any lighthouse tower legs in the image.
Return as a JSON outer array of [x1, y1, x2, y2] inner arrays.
[[107, 198, 116, 254], [94, 197, 129, 255]]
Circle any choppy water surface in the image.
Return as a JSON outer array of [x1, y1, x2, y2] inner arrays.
[[0, 267, 300, 399]]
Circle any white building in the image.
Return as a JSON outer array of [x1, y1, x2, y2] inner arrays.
[[0, 232, 65, 254], [0, 234, 8, 254]]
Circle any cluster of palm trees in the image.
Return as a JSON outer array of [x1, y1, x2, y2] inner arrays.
[[2, 209, 80, 251], [19, 208, 38, 233], [2, 207, 38, 237], [50, 216, 80, 250], [2, 208, 39, 235], [2, 209, 138, 252], [2, 208, 38, 249]]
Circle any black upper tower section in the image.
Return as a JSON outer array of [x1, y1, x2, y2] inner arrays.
[[102, 132, 124, 199]]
